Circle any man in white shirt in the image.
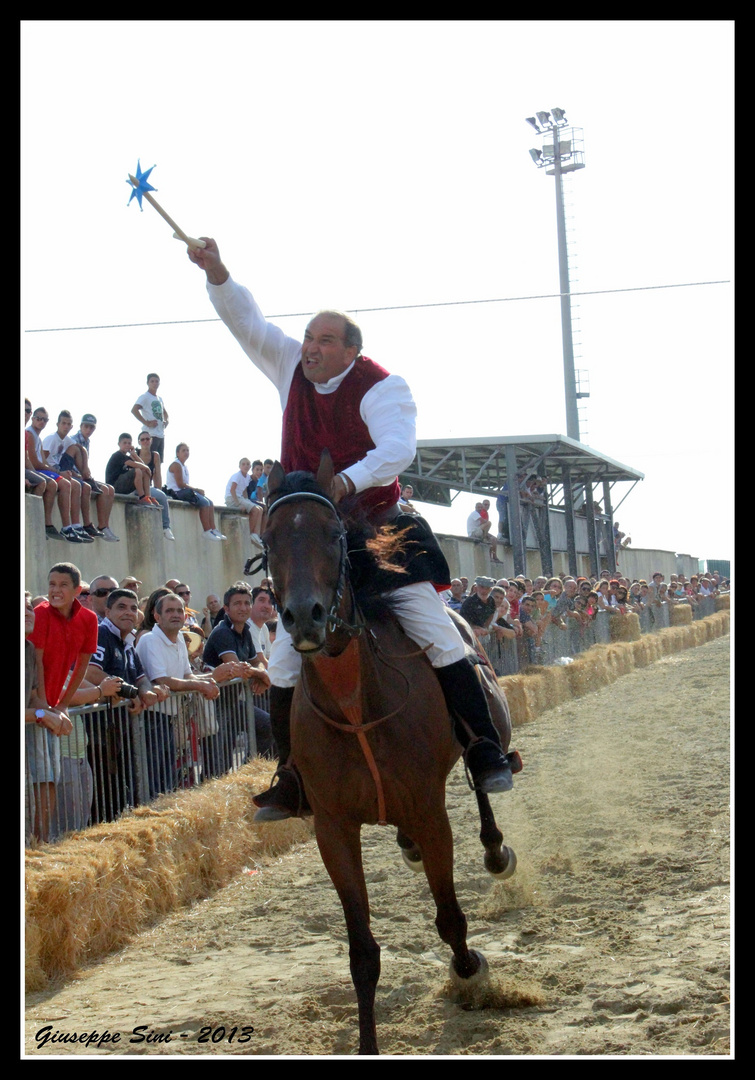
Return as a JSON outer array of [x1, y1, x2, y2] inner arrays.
[[131, 373, 169, 461], [188, 238, 516, 818]]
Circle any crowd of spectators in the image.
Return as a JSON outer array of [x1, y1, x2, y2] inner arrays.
[[440, 567, 729, 665], [24, 556, 281, 845], [25, 379, 275, 548]]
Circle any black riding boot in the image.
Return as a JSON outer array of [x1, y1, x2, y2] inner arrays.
[[434, 658, 514, 794], [252, 687, 310, 821]]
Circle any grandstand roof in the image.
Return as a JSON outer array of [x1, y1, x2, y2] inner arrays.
[[399, 434, 645, 508]]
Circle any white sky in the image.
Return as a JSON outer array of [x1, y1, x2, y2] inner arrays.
[[21, 20, 734, 562]]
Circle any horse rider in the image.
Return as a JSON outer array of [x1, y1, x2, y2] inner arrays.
[[189, 238, 517, 820]]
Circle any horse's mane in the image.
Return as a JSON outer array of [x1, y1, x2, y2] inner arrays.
[[269, 471, 410, 617]]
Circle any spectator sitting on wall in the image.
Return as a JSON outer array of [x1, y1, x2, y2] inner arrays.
[[224, 457, 264, 548], [105, 432, 160, 506], [25, 399, 66, 543], [166, 442, 226, 541], [41, 410, 99, 543], [26, 405, 90, 545], [135, 431, 175, 540], [467, 501, 502, 564], [68, 413, 121, 541], [254, 459, 274, 503]]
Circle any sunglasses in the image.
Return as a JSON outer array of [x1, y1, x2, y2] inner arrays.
[[92, 587, 116, 597]]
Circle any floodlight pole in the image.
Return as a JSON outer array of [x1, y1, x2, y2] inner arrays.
[[552, 130, 581, 442], [527, 112, 585, 442]]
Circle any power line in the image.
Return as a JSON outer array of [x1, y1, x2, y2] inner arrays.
[[24, 278, 731, 334]]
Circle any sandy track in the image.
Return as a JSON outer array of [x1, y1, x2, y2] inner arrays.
[[25, 635, 730, 1057]]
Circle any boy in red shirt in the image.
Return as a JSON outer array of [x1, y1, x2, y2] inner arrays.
[[29, 562, 99, 718]]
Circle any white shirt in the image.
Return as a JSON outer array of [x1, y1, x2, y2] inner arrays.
[[134, 391, 167, 437], [467, 510, 483, 535], [250, 620, 272, 660], [135, 625, 191, 714], [166, 458, 190, 494], [207, 277, 417, 494], [42, 431, 75, 468], [225, 469, 250, 501]]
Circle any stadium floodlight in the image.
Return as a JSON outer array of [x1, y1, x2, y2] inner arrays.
[[529, 148, 543, 163], [536, 111, 551, 127], [551, 107, 567, 123], [525, 116, 541, 132]]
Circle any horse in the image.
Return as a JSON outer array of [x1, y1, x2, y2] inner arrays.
[[262, 453, 518, 1055]]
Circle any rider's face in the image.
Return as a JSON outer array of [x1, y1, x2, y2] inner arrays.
[[301, 315, 358, 385]]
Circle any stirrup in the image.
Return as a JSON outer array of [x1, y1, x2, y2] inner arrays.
[[462, 737, 514, 794], [252, 766, 308, 822]]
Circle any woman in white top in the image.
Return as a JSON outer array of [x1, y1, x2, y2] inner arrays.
[[167, 444, 226, 541]]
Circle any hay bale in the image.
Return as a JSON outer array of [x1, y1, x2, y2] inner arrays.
[[609, 612, 641, 642], [716, 594, 730, 611], [498, 675, 532, 727], [565, 648, 614, 697], [25, 759, 313, 990], [670, 604, 693, 627]]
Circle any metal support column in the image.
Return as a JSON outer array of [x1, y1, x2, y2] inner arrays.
[[561, 464, 578, 576], [505, 445, 526, 576], [584, 481, 599, 578], [602, 480, 616, 575]]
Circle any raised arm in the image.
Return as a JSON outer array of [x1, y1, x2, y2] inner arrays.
[[188, 236, 229, 286]]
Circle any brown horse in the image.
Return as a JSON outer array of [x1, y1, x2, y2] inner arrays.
[[263, 455, 517, 1055]]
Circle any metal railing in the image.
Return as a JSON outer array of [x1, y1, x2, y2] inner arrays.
[[24, 680, 272, 846], [480, 599, 715, 678]]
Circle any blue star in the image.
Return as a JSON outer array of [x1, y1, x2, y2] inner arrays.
[[127, 160, 157, 210]]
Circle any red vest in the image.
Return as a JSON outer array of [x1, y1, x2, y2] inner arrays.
[[281, 358, 401, 520]]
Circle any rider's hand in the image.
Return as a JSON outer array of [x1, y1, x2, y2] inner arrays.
[[187, 237, 229, 286]]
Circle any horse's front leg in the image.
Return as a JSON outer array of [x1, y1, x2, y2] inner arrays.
[[414, 809, 481, 981], [314, 813, 381, 1055]]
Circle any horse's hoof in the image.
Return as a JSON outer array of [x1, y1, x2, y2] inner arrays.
[[485, 845, 517, 879], [449, 948, 489, 988], [401, 848, 424, 872], [253, 806, 293, 823]]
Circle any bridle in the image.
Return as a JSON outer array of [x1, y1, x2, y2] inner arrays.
[[264, 490, 363, 637]]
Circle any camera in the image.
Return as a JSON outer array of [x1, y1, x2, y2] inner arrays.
[[118, 683, 140, 700]]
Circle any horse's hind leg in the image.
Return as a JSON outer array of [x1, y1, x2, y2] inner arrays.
[[315, 815, 381, 1055], [475, 790, 516, 879], [416, 810, 483, 981]]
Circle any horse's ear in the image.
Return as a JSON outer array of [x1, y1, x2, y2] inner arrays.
[[267, 462, 286, 499], [316, 448, 335, 491]]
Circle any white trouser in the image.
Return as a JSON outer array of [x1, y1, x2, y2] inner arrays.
[[269, 580, 466, 688]]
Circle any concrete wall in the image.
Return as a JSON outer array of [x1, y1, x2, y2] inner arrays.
[[25, 491, 701, 600], [24, 493, 267, 602]]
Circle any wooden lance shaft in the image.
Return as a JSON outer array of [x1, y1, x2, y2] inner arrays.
[[128, 175, 206, 250]]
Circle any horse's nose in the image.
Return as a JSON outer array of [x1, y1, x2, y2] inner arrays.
[[281, 598, 328, 647]]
